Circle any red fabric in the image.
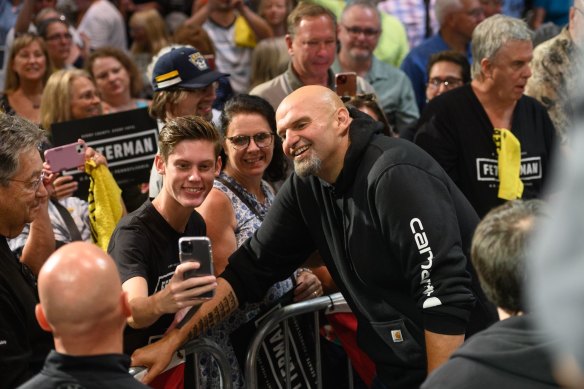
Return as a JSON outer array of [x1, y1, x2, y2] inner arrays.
[[149, 363, 184, 389], [327, 312, 376, 387]]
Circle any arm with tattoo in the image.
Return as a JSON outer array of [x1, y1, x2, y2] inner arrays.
[[131, 279, 239, 384], [186, 281, 238, 341]]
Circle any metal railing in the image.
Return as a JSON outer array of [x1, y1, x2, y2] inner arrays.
[[130, 337, 232, 388], [244, 292, 352, 389]]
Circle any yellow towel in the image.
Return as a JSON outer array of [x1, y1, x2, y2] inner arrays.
[[234, 15, 257, 48], [85, 160, 123, 251], [493, 128, 523, 200]]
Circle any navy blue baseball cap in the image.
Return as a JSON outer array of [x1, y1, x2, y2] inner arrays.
[[152, 46, 228, 91]]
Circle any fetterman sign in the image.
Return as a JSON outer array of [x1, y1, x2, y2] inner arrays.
[[51, 107, 158, 199]]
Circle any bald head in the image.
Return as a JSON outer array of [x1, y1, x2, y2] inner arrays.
[[276, 86, 351, 183], [277, 85, 345, 120], [37, 242, 127, 339]]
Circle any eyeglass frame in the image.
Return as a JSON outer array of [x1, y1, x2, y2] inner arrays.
[[427, 77, 464, 90], [7, 171, 46, 192], [341, 24, 381, 37], [226, 132, 275, 150], [45, 32, 73, 42]]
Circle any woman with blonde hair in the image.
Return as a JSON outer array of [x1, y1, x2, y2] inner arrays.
[[129, 9, 170, 57], [249, 37, 289, 89], [129, 9, 170, 97], [40, 69, 102, 133], [258, 0, 292, 36], [1, 33, 50, 124]]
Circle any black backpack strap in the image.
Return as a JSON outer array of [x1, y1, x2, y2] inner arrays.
[[216, 176, 264, 222], [51, 198, 83, 242]]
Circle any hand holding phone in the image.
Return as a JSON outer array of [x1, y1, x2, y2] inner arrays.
[[44, 141, 86, 172], [179, 237, 215, 299], [335, 72, 357, 97]]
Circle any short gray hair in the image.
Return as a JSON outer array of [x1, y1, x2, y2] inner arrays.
[[341, 0, 381, 28], [435, 0, 463, 26], [0, 114, 46, 186], [471, 14, 533, 79], [471, 199, 546, 314]]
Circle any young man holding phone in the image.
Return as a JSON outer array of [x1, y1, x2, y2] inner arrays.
[[107, 116, 220, 359]]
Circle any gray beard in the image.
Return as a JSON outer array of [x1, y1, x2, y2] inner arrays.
[[294, 154, 322, 177]]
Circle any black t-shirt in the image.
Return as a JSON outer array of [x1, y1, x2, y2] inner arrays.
[[18, 351, 150, 389], [415, 85, 556, 217], [0, 238, 52, 388], [108, 200, 206, 355]]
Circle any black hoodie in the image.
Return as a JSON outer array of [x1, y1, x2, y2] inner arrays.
[[422, 315, 560, 389], [222, 109, 496, 388]]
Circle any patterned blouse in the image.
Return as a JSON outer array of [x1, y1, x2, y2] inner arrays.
[[200, 171, 293, 388]]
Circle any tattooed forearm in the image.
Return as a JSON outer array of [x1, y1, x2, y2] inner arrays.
[[188, 290, 238, 341]]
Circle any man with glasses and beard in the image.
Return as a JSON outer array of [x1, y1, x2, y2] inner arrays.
[[333, 0, 419, 136]]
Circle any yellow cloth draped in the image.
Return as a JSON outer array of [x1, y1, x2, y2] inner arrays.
[[85, 160, 123, 251], [493, 128, 524, 200], [234, 15, 257, 48]]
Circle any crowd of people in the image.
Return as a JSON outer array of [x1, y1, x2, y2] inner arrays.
[[0, 0, 582, 388]]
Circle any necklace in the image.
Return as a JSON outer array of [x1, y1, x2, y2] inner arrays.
[[19, 91, 41, 109]]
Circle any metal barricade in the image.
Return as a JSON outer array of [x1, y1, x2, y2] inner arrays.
[[244, 292, 353, 389], [130, 337, 233, 388]]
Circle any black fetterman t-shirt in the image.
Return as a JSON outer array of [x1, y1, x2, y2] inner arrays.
[[108, 200, 206, 355], [416, 85, 556, 217]]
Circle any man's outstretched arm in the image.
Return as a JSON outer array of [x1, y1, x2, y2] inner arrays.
[[425, 330, 464, 374], [130, 278, 239, 384]]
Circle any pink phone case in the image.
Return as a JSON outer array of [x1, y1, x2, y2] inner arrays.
[[44, 142, 86, 172]]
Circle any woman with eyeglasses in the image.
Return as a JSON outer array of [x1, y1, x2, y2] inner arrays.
[[196, 94, 323, 387], [1, 33, 49, 124]]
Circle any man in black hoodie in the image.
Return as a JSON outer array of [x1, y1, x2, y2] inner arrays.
[[130, 85, 496, 388], [422, 199, 561, 389]]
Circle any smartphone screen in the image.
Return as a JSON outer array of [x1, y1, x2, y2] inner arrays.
[[178, 237, 215, 299], [335, 72, 357, 97]]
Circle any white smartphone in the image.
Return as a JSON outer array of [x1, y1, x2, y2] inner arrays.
[[178, 236, 215, 299]]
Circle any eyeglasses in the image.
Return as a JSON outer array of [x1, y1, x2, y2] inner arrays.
[[226, 132, 274, 150], [45, 32, 72, 42], [8, 171, 46, 192], [427, 77, 463, 90], [342, 25, 380, 37]]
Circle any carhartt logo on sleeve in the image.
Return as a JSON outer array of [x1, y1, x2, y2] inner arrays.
[[391, 330, 403, 342], [410, 217, 443, 309]]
